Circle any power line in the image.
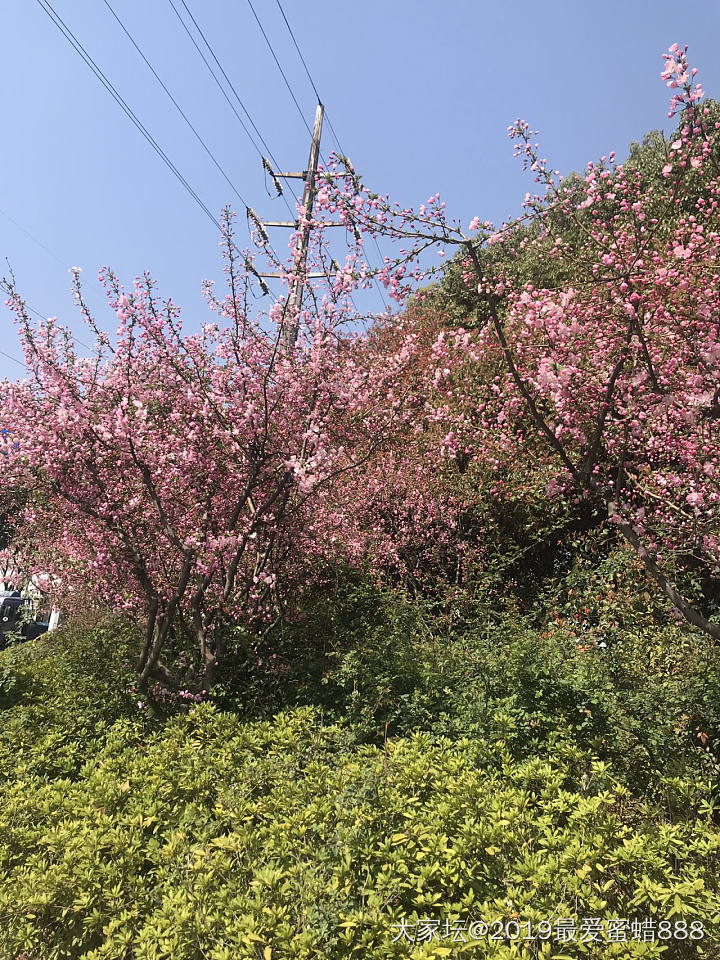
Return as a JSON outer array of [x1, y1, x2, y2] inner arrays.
[[0, 206, 100, 345], [2, 293, 95, 354], [245, 0, 314, 140], [166, 0, 367, 317], [23, 300, 91, 344], [102, 0, 250, 210], [0, 209, 67, 270], [265, 2, 356, 173], [167, 0, 298, 225], [272, 0, 343, 155], [0, 348, 25, 370], [166, 0, 268, 164], [34, 0, 223, 233], [165, 0, 331, 305], [34, 0, 277, 302], [171, 0, 281, 170], [0, 210, 114, 348], [0, 209, 117, 337], [273, 0, 321, 105], [0, 230, 97, 352]]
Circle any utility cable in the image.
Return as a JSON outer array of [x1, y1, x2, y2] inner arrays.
[[273, 0, 343, 155], [35, 0, 223, 233], [0, 217, 98, 353], [172, 0, 279, 168], [34, 0, 277, 302], [168, 0, 337, 303], [102, 0, 250, 210], [0, 348, 25, 370], [166, 0, 268, 164], [167, 0, 359, 313], [2, 295, 95, 353], [245, 0, 314, 140], [103, 0, 288, 287], [273, 0, 321, 104], [0, 209, 68, 270], [167, 0, 298, 225]]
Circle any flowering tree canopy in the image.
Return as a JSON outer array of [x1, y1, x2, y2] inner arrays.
[[313, 43, 720, 640], [0, 218, 447, 688], [2, 42, 719, 692]]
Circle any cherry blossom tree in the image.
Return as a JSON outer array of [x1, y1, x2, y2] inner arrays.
[[2, 40, 719, 692], [314, 43, 720, 640], [0, 214, 439, 689]]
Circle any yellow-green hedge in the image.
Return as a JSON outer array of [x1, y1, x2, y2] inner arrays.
[[1, 705, 719, 959]]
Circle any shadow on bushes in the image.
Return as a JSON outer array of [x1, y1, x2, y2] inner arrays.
[[211, 568, 720, 800]]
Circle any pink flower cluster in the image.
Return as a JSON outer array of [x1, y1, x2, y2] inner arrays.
[[662, 43, 703, 117]]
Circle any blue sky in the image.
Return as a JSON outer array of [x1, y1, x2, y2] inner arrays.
[[2, 0, 720, 379]]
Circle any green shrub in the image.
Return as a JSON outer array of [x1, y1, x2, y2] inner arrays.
[[427, 623, 720, 796], [0, 619, 150, 782], [229, 578, 720, 799], [0, 705, 718, 959], [0, 663, 22, 707]]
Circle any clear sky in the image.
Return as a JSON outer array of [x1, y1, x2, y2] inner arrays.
[[2, 0, 720, 380]]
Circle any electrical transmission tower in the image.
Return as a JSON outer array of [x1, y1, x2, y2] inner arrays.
[[255, 102, 333, 351]]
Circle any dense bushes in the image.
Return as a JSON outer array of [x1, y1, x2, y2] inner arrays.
[[1, 612, 720, 958], [1, 700, 719, 959], [218, 569, 720, 798], [0, 620, 146, 782]]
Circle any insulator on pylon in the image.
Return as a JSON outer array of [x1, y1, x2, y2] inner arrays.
[[244, 257, 270, 297], [247, 208, 269, 245], [262, 157, 284, 197]]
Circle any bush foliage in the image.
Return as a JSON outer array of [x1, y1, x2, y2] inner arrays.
[[1, 617, 720, 958], [1, 696, 720, 959]]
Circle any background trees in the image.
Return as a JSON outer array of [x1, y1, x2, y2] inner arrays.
[[0, 219, 462, 690]]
